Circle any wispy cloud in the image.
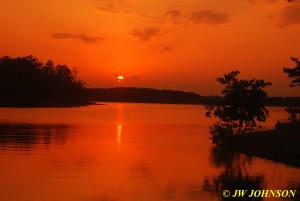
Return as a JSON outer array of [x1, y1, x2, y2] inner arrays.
[[95, 5, 130, 14], [163, 46, 173, 51], [127, 76, 139, 81], [130, 26, 160, 42], [189, 10, 229, 25], [164, 10, 182, 24], [51, 33, 105, 43], [276, 5, 300, 28], [95, 5, 157, 20]]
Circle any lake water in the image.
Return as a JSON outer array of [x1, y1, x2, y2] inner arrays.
[[0, 103, 299, 201]]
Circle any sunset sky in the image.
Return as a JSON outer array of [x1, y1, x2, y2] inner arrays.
[[1, 0, 300, 96]]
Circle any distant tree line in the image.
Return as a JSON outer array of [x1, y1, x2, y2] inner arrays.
[[88, 87, 300, 106], [266, 97, 300, 107], [0, 55, 88, 106], [88, 87, 214, 104]]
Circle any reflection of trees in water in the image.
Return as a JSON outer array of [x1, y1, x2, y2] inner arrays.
[[209, 146, 253, 169], [187, 181, 209, 200], [0, 123, 72, 149], [203, 171, 264, 201], [161, 183, 176, 199], [203, 147, 265, 201], [129, 161, 152, 179]]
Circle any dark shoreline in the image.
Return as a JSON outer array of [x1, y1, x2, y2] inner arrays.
[[1, 86, 300, 107], [221, 128, 300, 168]]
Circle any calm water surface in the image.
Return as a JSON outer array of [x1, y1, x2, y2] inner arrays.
[[0, 103, 299, 201]]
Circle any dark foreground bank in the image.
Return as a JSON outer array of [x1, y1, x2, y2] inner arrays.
[[221, 125, 300, 167]]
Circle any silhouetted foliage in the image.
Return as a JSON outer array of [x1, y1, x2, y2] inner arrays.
[[282, 57, 300, 122], [275, 119, 300, 131], [205, 71, 271, 145], [284, 57, 300, 87], [0, 55, 88, 106]]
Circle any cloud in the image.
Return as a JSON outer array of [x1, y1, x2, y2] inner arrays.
[[276, 5, 300, 27], [189, 10, 229, 25], [163, 46, 172, 51], [95, 5, 158, 20], [164, 10, 182, 24], [95, 5, 130, 14], [51, 33, 105, 43], [123, 76, 140, 83], [130, 26, 160, 42], [128, 76, 139, 80]]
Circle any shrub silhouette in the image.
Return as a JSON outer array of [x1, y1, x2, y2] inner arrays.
[[205, 71, 271, 145]]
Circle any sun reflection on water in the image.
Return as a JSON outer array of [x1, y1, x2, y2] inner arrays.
[[117, 124, 122, 144], [116, 104, 123, 149]]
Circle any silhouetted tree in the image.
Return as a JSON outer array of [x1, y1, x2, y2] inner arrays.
[[55, 65, 74, 84], [283, 57, 300, 122], [41, 60, 55, 75], [0, 55, 87, 106], [205, 71, 271, 145], [284, 57, 300, 87]]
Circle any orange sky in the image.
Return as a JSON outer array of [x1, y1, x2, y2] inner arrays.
[[1, 0, 300, 96]]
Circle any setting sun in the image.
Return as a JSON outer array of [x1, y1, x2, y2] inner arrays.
[[117, 75, 124, 82]]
